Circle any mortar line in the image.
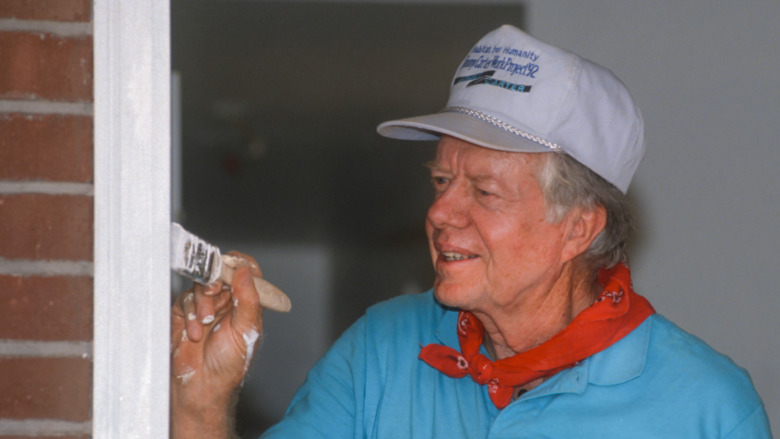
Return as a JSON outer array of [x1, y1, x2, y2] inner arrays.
[[0, 181, 94, 195], [0, 18, 91, 37], [0, 100, 93, 116], [0, 340, 92, 358], [0, 259, 93, 276]]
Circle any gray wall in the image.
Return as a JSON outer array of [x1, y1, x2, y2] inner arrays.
[[521, 0, 778, 431]]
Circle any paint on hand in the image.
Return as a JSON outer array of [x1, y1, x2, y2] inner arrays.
[[177, 367, 196, 385], [242, 328, 260, 374]]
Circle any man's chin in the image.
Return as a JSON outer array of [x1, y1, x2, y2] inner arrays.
[[432, 282, 474, 310]]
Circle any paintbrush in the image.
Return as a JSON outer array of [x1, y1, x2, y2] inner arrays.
[[170, 222, 292, 312]]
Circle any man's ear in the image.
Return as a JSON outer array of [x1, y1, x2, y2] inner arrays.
[[560, 204, 607, 263]]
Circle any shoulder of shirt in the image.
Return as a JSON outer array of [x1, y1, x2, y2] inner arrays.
[[643, 314, 763, 404], [647, 315, 750, 376]]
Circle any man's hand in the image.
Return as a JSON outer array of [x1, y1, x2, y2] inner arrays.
[[170, 252, 264, 439]]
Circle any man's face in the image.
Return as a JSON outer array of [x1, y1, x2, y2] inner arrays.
[[426, 136, 574, 315]]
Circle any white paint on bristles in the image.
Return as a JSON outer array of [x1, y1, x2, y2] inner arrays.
[[170, 222, 223, 284]]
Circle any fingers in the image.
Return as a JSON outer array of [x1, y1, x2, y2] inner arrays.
[[194, 281, 221, 324], [170, 254, 267, 403], [172, 281, 226, 343], [171, 253, 265, 348]]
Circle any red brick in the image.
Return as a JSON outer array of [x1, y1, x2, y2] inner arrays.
[[0, 275, 92, 341], [0, 0, 91, 22], [0, 114, 92, 182], [0, 31, 92, 102], [0, 357, 90, 421], [0, 194, 92, 261]]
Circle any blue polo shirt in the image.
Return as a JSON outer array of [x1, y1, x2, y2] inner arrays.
[[262, 291, 771, 438]]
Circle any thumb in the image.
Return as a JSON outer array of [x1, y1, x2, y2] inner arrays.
[[231, 265, 263, 333]]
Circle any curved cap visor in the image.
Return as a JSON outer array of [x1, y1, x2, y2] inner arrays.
[[377, 111, 551, 155]]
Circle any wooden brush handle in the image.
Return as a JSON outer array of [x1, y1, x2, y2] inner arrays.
[[219, 255, 292, 313]]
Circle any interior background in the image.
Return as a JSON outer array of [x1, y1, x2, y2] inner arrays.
[[171, 1, 779, 436]]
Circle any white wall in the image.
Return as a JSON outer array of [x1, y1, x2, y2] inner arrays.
[[522, 0, 778, 432]]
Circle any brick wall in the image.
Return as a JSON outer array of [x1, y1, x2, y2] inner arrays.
[[0, 1, 93, 438]]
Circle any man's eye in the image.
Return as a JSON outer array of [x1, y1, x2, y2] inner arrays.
[[431, 176, 449, 186]]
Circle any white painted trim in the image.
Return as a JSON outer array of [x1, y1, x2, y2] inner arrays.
[[93, 1, 171, 438]]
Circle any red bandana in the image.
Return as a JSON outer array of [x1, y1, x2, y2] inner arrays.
[[418, 263, 654, 409]]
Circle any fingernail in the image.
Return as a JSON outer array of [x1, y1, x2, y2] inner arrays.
[[187, 312, 196, 321], [204, 284, 220, 296], [201, 315, 214, 325]]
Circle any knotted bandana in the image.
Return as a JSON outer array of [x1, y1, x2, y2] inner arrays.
[[418, 263, 654, 409]]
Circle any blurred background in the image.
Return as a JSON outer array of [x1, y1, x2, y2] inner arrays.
[[171, 1, 779, 437]]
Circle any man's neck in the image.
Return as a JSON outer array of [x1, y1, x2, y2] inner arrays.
[[475, 261, 599, 360]]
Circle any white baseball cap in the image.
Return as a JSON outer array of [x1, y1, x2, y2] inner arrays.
[[377, 25, 645, 193]]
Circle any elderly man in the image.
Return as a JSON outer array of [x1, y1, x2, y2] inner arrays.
[[171, 25, 771, 438]]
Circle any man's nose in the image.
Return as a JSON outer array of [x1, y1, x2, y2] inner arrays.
[[427, 184, 470, 229]]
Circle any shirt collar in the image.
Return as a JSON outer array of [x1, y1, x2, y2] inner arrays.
[[530, 315, 653, 396], [584, 314, 653, 386]]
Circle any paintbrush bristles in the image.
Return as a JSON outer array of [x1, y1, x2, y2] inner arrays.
[[170, 222, 222, 285]]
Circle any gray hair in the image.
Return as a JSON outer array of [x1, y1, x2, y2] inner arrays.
[[536, 151, 635, 271]]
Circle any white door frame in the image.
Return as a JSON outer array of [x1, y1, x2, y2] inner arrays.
[[93, 1, 171, 437]]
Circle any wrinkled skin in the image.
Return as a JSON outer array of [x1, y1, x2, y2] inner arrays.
[[426, 136, 605, 356], [170, 252, 264, 438]]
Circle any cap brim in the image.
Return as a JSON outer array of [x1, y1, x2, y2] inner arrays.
[[377, 111, 551, 154]]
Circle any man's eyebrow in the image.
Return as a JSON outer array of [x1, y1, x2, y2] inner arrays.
[[471, 174, 498, 183], [423, 162, 499, 184], [424, 161, 445, 172]]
